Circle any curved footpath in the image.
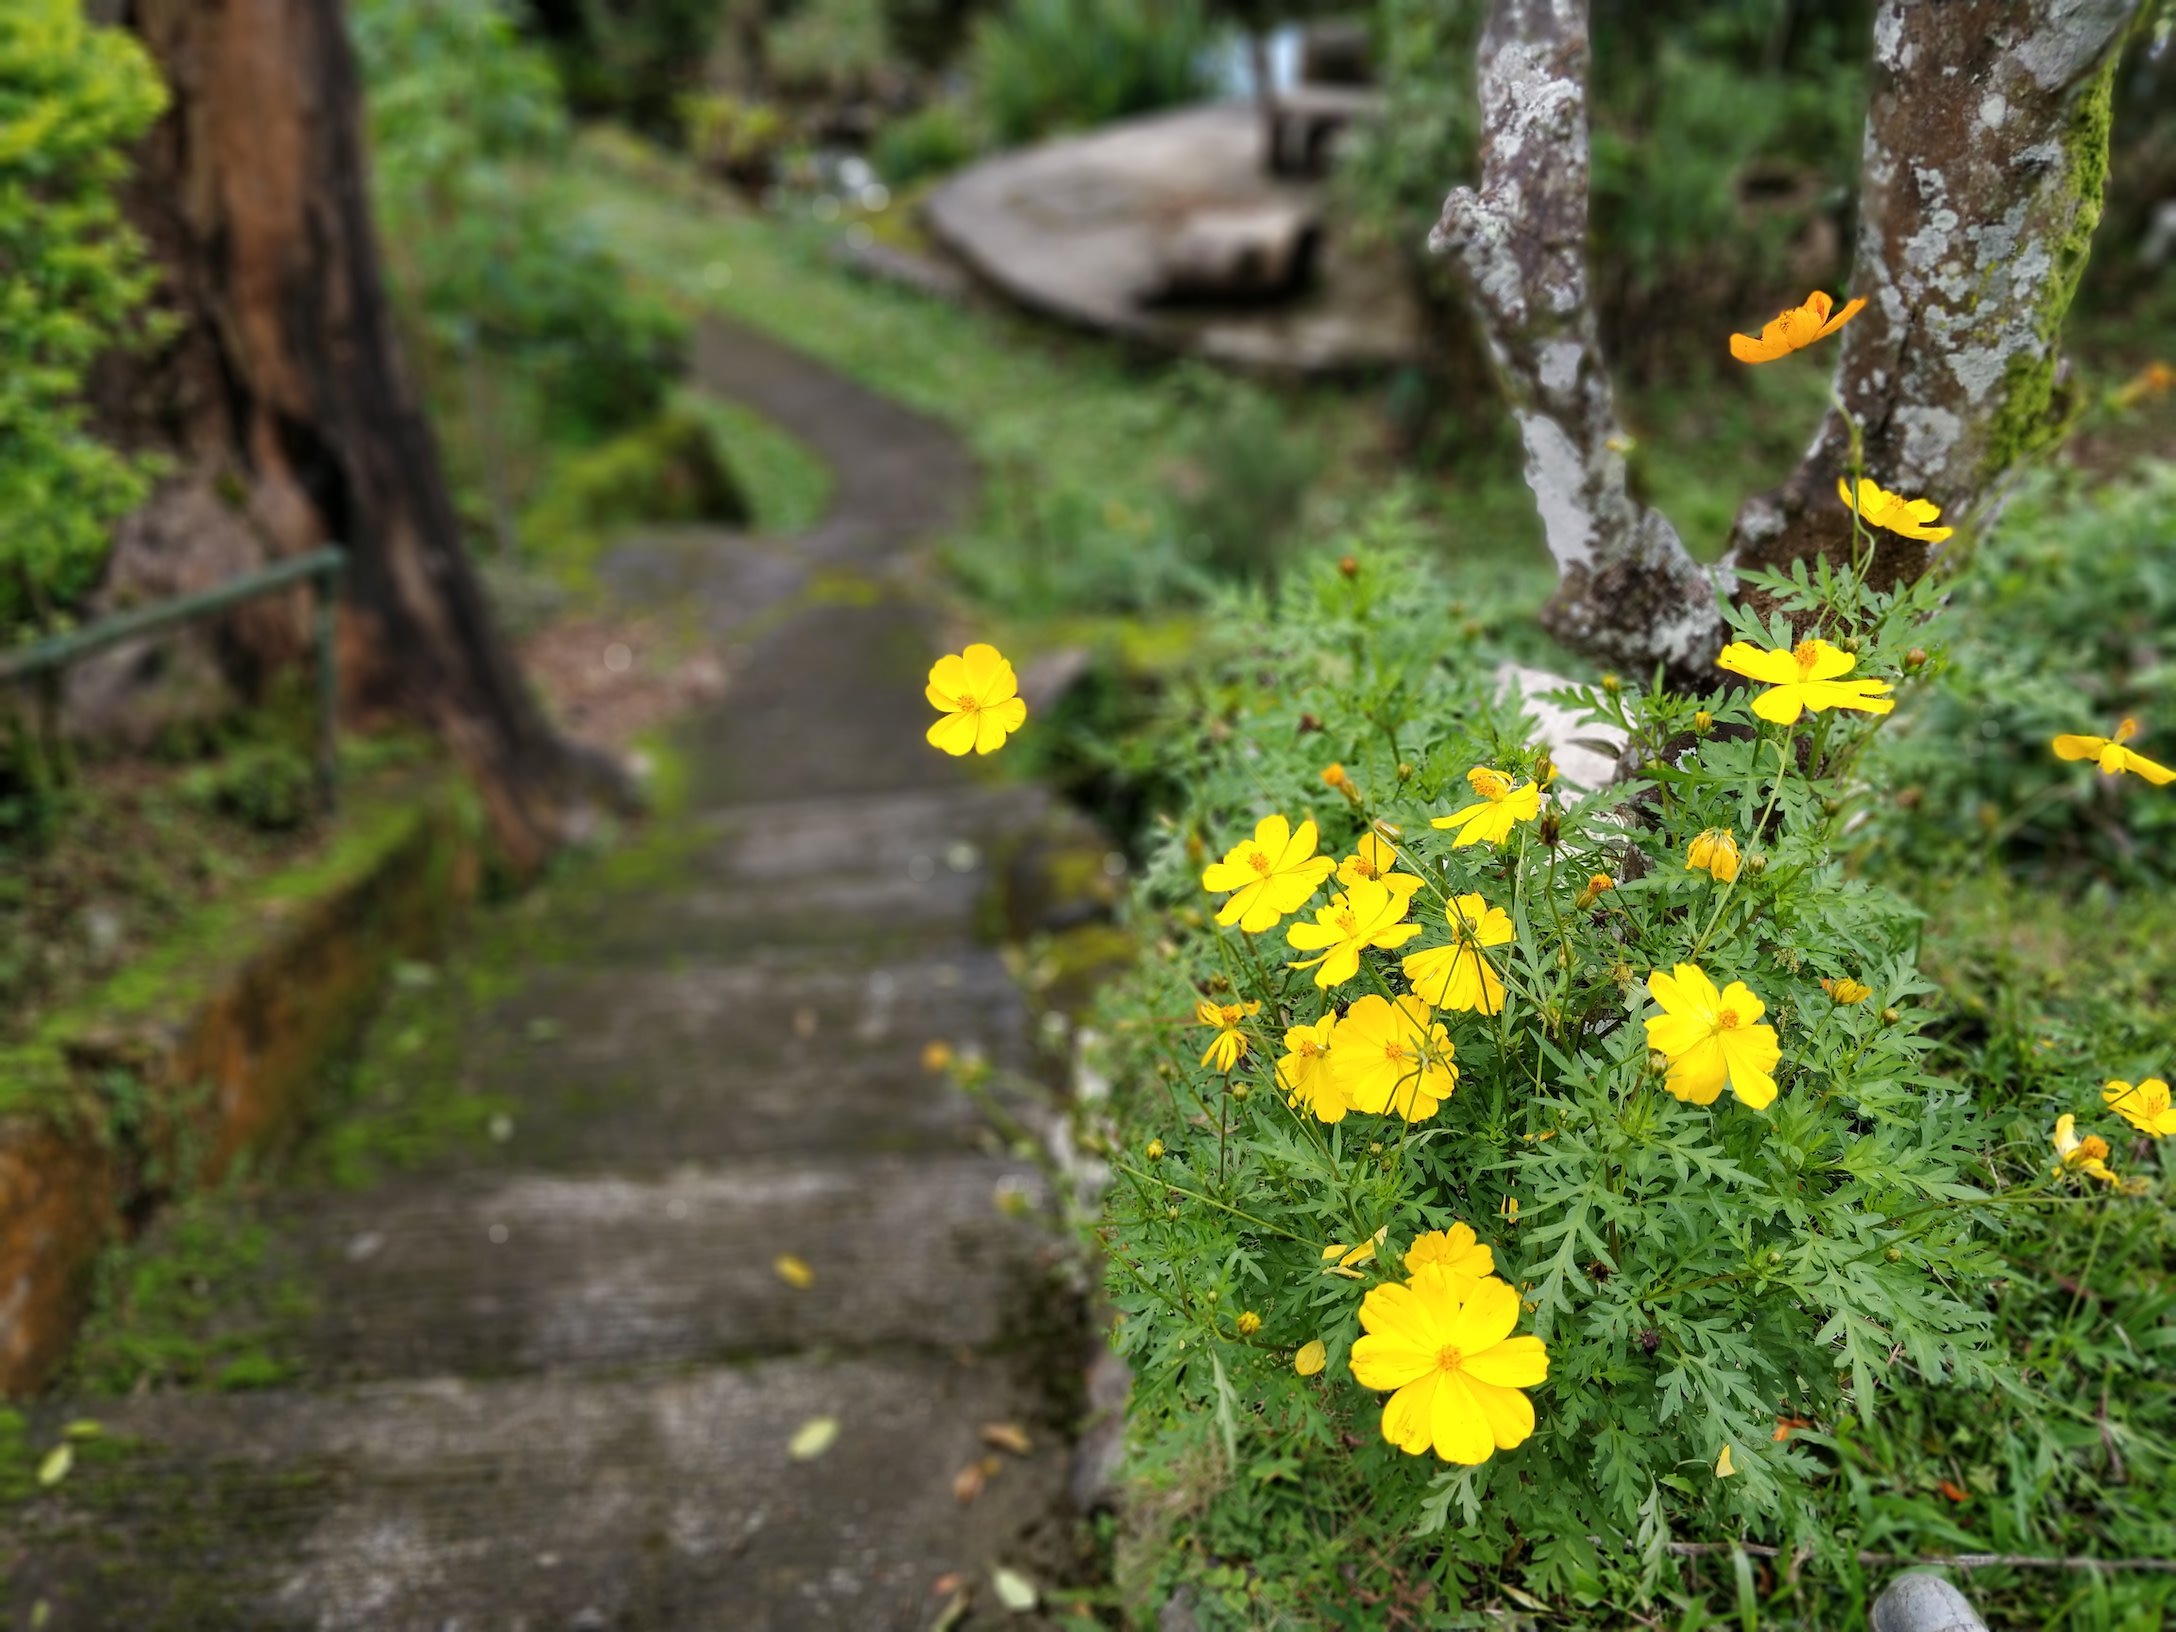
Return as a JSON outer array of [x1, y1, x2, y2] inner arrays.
[[8, 319, 1102, 1629]]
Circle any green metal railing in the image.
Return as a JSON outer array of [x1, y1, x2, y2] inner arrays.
[[1, 547, 347, 809]]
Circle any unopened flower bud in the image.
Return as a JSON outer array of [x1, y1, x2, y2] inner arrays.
[[1203, 1288, 1218, 1304], [1880, 1006, 1902, 1025], [1396, 762, 1414, 782], [1229, 1083, 1250, 1101], [1639, 1328, 1661, 1354], [1611, 961, 1635, 987], [1146, 1138, 1165, 1160], [1839, 634, 1862, 654], [1601, 673, 1621, 694], [1538, 809, 1563, 848], [1298, 713, 1323, 735], [1208, 973, 1230, 993], [1165, 1204, 1180, 1219], [1904, 647, 1928, 671], [1338, 555, 1359, 578], [1647, 1049, 1669, 1076], [1766, 1250, 1783, 1266], [1885, 1246, 1902, 1262], [1236, 1310, 1261, 1336], [1693, 709, 1713, 734], [1367, 1142, 1383, 1155], [1746, 853, 1767, 875]]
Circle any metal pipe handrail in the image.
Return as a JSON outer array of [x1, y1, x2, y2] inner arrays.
[[0, 547, 345, 683], [0, 546, 347, 810]]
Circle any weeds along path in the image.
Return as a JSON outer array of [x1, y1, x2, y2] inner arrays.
[[9, 318, 1101, 1628]]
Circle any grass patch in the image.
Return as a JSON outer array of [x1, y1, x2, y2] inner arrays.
[[691, 392, 833, 534]]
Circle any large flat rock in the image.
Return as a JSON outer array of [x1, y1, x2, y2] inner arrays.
[[925, 102, 1419, 372], [12, 1357, 1075, 1631]]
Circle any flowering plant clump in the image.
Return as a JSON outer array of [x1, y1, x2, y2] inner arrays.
[[1087, 537, 2165, 1621]]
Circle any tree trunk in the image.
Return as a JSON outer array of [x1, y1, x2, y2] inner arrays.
[[1433, 0, 2140, 682], [1430, 0, 1722, 686], [91, 0, 602, 873], [1723, 0, 2140, 598]]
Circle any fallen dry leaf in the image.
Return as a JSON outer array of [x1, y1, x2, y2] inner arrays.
[[773, 1254, 815, 1290], [990, 1566, 1038, 1613], [788, 1417, 839, 1461], [980, 1422, 1031, 1456], [931, 1573, 964, 1597], [952, 1462, 986, 1504]]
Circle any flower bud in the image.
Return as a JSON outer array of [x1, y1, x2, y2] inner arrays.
[[1693, 709, 1713, 734], [1746, 853, 1767, 875], [1766, 1250, 1783, 1267], [1601, 673, 1621, 694], [1538, 809, 1563, 848], [1298, 713, 1323, 735], [1647, 1049, 1669, 1076], [1338, 555, 1359, 578], [1236, 1310, 1262, 1336], [1396, 762, 1414, 782], [1203, 1288, 1218, 1304], [1610, 961, 1635, 987], [1146, 1138, 1165, 1160], [1229, 1083, 1250, 1101], [1575, 872, 1614, 910], [1880, 1006, 1902, 1025], [1638, 1328, 1661, 1354], [1839, 634, 1862, 654], [1885, 1246, 1903, 1263], [1208, 973, 1230, 993], [1165, 1204, 1180, 1219], [1904, 647, 1928, 671]]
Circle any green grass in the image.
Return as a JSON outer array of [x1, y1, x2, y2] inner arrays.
[[693, 393, 833, 534]]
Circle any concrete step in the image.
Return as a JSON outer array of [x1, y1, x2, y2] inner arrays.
[[12, 1355, 1082, 1631], [441, 950, 1043, 1167], [293, 1154, 1060, 1381]]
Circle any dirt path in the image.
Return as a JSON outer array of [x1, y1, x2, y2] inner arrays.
[[8, 320, 1102, 1630]]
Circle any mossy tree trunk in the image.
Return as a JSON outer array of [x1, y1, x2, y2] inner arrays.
[[1434, 0, 2142, 684], [89, 0, 603, 872]]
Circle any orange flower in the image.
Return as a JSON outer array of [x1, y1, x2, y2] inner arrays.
[[1729, 290, 1865, 363]]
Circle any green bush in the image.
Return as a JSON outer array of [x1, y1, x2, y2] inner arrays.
[[1085, 528, 2168, 1624], [768, 0, 893, 99], [1859, 463, 2176, 891], [969, 0, 1212, 146], [184, 744, 318, 834], [872, 96, 981, 187], [354, 0, 689, 510], [0, 0, 167, 637], [521, 395, 750, 578]]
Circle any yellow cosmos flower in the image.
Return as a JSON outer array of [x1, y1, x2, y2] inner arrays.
[[1575, 872, 1615, 910], [925, 643, 1028, 755], [1404, 1221, 1494, 1289], [1644, 963, 1782, 1110], [1276, 1014, 1348, 1123], [1200, 815, 1335, 933], [1728, 289, 1865, 363], [1685, 827, 1741, 884], [2104, 1078, 2176, 1138], [1432, 766, 1542, 848], [1196, 999, 1260, 1072], [1286, 878, 1424, 989], [1715, 1444, 1737, 1478], [1337, 832, 1418, 896], [1716, 637, 1895, 726], [2052, 719, 2175, 786], [1401, 892, 1512, 1016], [1838, 476, 1954, 543], [1294, 1339, 1328, 1377], [1821, 977, 1873, 1005], [1351, 1271, 1548, 1466], [1321, 1226, 1387, 1279], [1333, 993, 1458, 1121], [2052, 1113, 2119, 1186]]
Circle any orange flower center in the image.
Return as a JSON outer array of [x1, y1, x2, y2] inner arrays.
[[1470, 769, 1511, 802], [1382, 1042, 1412, 1065], [1434, 1345, 1465, 1376], [1791, 641, 1822, 677], [1355, 860, 1379, 878], [2078, 1135, 2111, 1162], [955, 692, 981, 712], [1334, 911, 1358, 935], [1297, 1041, 1320, 1059], [1717, 1010, 1742, 1031], [1246, 849, 1272, 875]]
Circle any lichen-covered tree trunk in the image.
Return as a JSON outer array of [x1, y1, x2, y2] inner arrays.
[[1434, 0, 2140, 681], [1724, 0, 2139, 596], [1431, 0, 1723, 686], [86, 0, 602, 873]]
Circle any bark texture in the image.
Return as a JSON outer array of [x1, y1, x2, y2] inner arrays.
[[1724, 0, 2140, 594], [1430, 0, 1722, 685], [1432, 0, 2138, 677], [91, 0, 600, 872]]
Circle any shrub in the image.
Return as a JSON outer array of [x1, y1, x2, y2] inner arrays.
[[1858, 462, 2176, 891], [968, 0, 1212, 147], [520, 395, 749, 578], [872, 97, 981, 188], [1087, 530, 2165, 1621], [185, 744, 318, 834], [0, 0, 167, 637]]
